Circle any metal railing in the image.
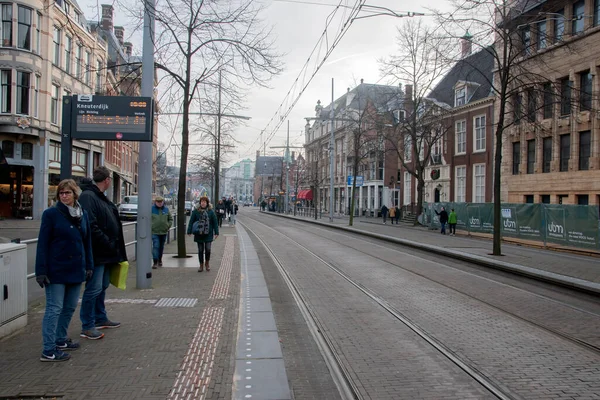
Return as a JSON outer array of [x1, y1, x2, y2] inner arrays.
[[22, 214, 178, 280]]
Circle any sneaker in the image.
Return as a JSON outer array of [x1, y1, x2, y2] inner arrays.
[[40, 349, 71, 362], [56, 338, 80, 351], [80, 329, 105, 340], [95, 320, 121, 329]]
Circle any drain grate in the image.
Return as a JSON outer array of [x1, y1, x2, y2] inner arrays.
[[155, 298, 198, 307]]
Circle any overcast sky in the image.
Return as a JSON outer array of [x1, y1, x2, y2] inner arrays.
[[76, 0, 445, 167]]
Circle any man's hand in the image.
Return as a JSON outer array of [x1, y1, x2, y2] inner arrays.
[[214, 235, 219, 240], [36, 275, 50, 288], [85, 270, 93, 281]]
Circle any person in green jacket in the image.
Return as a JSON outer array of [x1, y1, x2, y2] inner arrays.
[[448, 208, 458, 236], [187, 196, 219, 272], [152, 196, 173, 268]]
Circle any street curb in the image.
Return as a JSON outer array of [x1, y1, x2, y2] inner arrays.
[[261, 211, 600, 296]]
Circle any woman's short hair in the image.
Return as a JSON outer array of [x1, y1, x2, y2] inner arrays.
[[199, 196, 210, 205], [56, 179, 80, 201]]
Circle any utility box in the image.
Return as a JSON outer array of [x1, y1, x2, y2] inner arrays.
[[0, 243, 28, 339]]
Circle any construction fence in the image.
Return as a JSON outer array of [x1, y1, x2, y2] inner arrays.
[[423, 202, 600, 250]]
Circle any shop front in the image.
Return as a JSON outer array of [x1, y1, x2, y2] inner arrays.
[[0, 165, 34, 219]]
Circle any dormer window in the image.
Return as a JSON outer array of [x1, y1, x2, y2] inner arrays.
[[455, 87, 466, 106], [64, 1, 70, 15], [393, 109, 405, 124]]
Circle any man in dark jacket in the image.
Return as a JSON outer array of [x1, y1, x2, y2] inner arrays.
[[78, 166, 127, 340], [435, 206, 449, 235]]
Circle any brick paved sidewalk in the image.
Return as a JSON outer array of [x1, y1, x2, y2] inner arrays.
[[0, 224, 240, 400]]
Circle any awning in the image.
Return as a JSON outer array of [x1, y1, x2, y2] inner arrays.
[[297, 189, 313, 201]]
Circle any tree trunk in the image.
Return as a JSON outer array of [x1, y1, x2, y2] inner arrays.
[[415, 171, 424, 226]]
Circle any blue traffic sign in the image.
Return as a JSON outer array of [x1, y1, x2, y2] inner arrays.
[[347, 176, 364, 186]]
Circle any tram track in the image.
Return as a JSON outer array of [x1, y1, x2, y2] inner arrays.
[[239, 213, 600, 400]]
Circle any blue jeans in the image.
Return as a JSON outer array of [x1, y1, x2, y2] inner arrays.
[[42, 283, 82, 351], [80, 264, 110, 330], [152, 234, 167, 261], [441, 222, 446, 234]]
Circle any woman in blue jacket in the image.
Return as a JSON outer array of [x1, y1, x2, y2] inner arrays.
[[35, 179, 94, 362]]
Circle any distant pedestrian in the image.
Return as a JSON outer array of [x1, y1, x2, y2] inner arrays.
[[389, 205, 396, 224], [231, 201, 239, 225], [381, 204, 389, 224], [79, 166, 127, 340], [394, 206, 400, 224], [215, 199, 226, 227], [151, 196, 173, 269], [435, 206, 449, 235], [448, 208, 457, 236], [260, 199, 267, 211], [36, 179, 93, 362], [187, 196, 219, 272]]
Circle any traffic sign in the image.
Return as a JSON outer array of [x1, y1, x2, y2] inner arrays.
[[347, 176, 364, 186]]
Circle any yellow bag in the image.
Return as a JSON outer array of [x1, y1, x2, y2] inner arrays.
[[109, 261, 129, 290]]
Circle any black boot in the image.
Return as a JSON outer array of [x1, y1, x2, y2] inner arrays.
[[158, 258, 163, 267], [152, 259, 158, 269]]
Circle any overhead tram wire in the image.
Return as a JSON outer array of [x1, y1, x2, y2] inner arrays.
[[246, 0, 365, 154]]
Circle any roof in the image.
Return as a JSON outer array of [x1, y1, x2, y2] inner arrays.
[[317, 83, 405, 119], [427, 47, 494, 107]]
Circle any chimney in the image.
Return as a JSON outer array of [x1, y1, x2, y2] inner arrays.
[[360, 78, 364, 84], [101, 4, 114, 31], [256, 150, 260, 159], [114, 26, 125, 46], [292, 151, 295, 162], [460, 30, 472, 58], [124, 42, 133, 56], [405, 84, 413, 100]]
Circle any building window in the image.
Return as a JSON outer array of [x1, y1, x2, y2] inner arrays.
[[49, 140, 60, 162], [474, 115, 485, 151], [474, 164, 485, 203], [527, 139, 535, 174], [1, 140, 13, 157], [1, 69, 10, 113], [560, 134, 570, 172], [557, 194, 568, 204], [455, 87, 465, 106], [74, 10, 81, 24], [1, 4, 12, 47], [403, 171, 411, 205], [541, 194, 550, 204], [525, 195, 534, 203], [543, 82, 553, 119], [456, 120, 466, 154], [85, 51, 90, 85], [512, 142, 520, 175], [35, 12, 41, 54], [63, 1, 70, 15], [17, 6, 32, 50], [513, 92, 522, 123], [404, 135, 412, 162], [520, 25, 531, 55], [554, 9, 564, 42], [579, 71, 592, 111], [579, 130, 590, 171], [455, 166, 466, 202], [542, 137, 552, 173], [16, 71, 30, 115], [96, 60, 103, 93], [577, 195, 589, 205], [33, 75, 39, 118], [572, 0, 585, 35], [537, 20, 547, 50], [64, 35, 72, 73], [560, 78, 572, 116], [526, 88, 536, 122], [596, 0, 600, 26], [53, 26, 61, 66], [51, 84, 59, 124], [21, 142, 33, 159], [76, 44, 82, 79]]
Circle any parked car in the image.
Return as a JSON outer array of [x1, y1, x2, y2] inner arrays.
[[185, 201, 194, 215], [118, 195, 139, 220], [243, 202, 250, 207]]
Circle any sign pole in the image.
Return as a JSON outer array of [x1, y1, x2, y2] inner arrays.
[[59, 97, 73, 181], [136, 0, 155, 289]]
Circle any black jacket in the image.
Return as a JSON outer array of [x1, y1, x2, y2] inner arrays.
[[436, 209, 449, 224], [79, 178, 128, 266]]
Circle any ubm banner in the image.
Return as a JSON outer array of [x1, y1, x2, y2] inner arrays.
[[425, 203, 599, 250]]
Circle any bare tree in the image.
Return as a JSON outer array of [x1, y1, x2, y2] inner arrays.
[[380, 20, 455, 223], [434, 0, 592, 254], [135, 0, 282, 257]]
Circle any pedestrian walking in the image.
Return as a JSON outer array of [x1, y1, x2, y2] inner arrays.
[[78, 166, 127, 340], [231, 201, 239, 225], [389, 205, 396, 224], [215, 199, 226, 227], [187, 196, 219, 272], [435, 206, 449, 235], [151, 196, 173, 269], [381, 204, 389, 224], [36, 179, 94, 362], [394, 206, 401, 224], [448, 208, 457, 236]]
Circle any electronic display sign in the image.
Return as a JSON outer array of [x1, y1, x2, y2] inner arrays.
[[70, 95, 153, 141]]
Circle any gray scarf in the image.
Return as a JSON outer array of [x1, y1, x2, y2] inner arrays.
[[66, 201, 83, 220]]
